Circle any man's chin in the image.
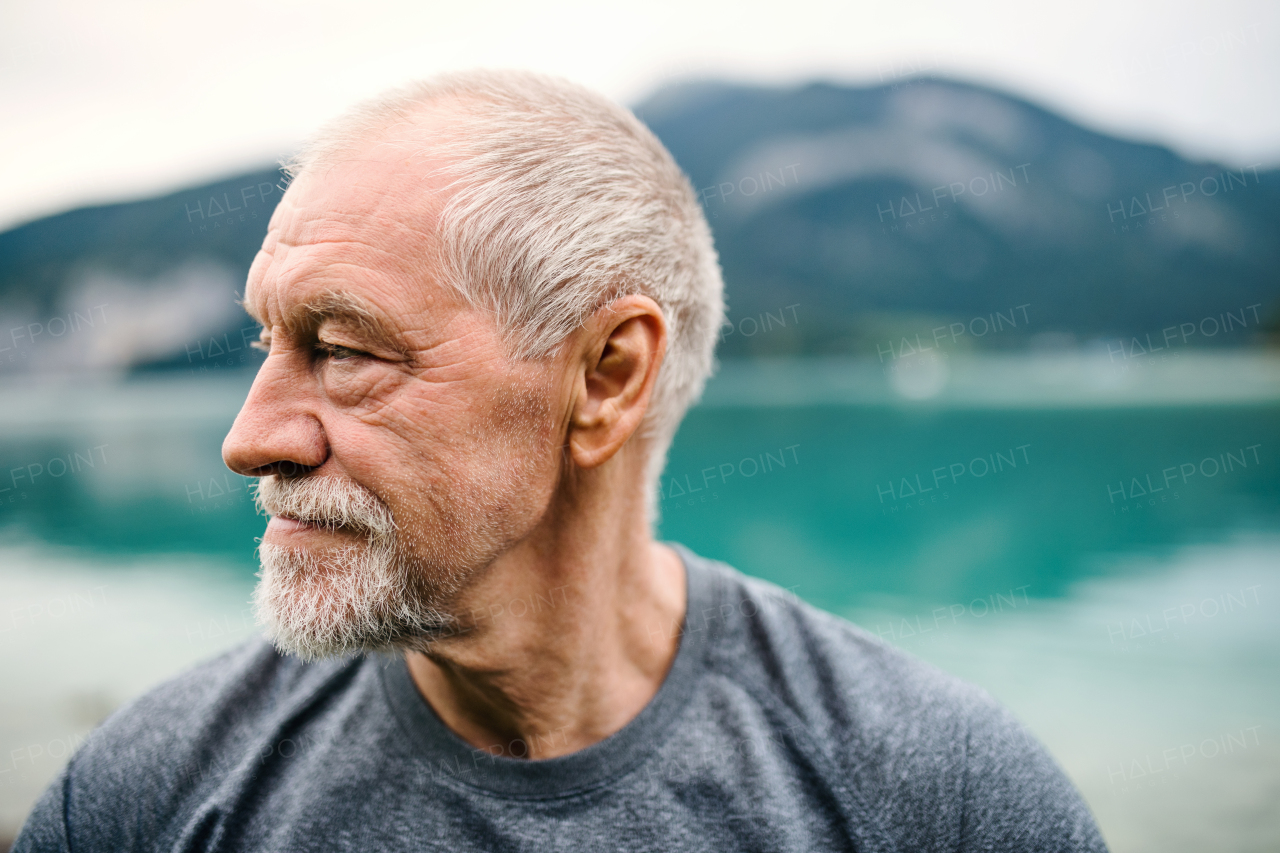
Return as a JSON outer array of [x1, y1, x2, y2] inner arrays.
[[252, 542, 460, 661]]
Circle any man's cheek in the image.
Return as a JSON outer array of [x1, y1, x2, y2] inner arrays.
[[322, 367, 411, 421]]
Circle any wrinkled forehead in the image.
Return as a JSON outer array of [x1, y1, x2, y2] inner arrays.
[[280, 144, 449, 253], [273, 101, 469, 242], [245, 145, 458, 327]]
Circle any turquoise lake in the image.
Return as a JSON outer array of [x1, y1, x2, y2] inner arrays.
[[2, 355, 1278, 851]]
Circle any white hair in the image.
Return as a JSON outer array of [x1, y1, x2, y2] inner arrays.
[[283, 69, 725, 508]]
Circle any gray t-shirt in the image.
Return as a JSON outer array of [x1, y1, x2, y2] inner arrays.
[[15, 544, 1107, 852]]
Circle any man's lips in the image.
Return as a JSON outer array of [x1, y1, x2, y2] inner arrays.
[[266, 516, 319, 534], [265, 516, 365, 537]]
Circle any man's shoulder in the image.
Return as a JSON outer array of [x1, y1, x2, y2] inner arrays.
[[686, 549, 991, 731], [90, 636, 294, 735], [69, 636, 355, 797], [684, 549, 1107, 851], [13, 637, 370, 852]]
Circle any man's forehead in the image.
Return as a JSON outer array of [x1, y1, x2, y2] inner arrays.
[[273, 148, 448, 245], [242, 241, 427, 328], [246, 145, 459, 326], [273, 100, 468, 231]]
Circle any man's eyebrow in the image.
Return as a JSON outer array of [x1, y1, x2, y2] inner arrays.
[[299, 291, 410, 357], [245, 290, 411, 358]]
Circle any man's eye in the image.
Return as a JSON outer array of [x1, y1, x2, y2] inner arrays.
[[315, 342, 367, 361]]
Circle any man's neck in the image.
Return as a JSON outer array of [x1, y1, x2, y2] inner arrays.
[[403, 460, 687, 759]]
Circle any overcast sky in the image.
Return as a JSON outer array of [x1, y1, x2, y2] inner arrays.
[[2, 0, 1277, 231]]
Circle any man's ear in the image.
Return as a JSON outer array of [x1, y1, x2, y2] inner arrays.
[[567, 295, 667, 469]]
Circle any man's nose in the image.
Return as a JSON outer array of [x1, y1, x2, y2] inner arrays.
[[222, 353, 328, 477]]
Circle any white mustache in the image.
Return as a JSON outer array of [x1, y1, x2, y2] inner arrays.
[[253, 475, 398, 541]]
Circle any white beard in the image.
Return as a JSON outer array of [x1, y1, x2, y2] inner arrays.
[[251, 475, 462, 661]]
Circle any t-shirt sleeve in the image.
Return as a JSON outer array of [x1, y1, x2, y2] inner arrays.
[[958, 701, 1108, 852], [11, 766, 73, 853]]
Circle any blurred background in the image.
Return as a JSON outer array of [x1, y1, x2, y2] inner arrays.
[[2, 1, 1278, 849]]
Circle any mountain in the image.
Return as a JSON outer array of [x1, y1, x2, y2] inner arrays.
[[1, 77, 1277, 375], [0, 168, 284, 374], [632, 78, 1280, 357]]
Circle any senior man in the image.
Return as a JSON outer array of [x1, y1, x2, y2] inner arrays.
[[16, 70, 1105, 852]]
